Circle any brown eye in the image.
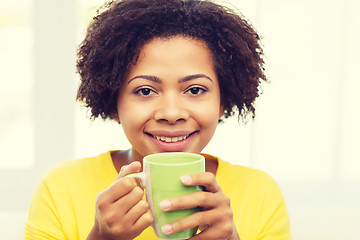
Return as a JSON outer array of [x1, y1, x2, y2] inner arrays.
[[140, 88, 151, 95], [191, 87, 201, 94], [134, 87, 156, 96], [187, 86, 206, 95]]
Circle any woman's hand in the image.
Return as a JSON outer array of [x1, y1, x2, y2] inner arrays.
[[159, 172, 240, 240], [87, 162, 154, 240]]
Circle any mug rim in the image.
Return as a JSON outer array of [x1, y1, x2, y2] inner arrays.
[[143, 152, 204, 166]]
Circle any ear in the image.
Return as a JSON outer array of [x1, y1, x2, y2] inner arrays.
[[218, 104, 225, 119], [112, 112, 120, 123]]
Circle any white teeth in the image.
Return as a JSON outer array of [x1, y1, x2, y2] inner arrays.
[[154, 135, 188, 143]]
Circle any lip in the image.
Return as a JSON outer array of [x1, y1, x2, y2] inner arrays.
[[146, 130, 195, 137], [145, 130, 198, 152]]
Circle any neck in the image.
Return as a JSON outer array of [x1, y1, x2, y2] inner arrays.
[[128, 148, 144, 162], [111, 148, 144, 173]]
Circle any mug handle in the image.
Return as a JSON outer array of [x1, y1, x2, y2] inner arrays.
[[124, 172, 146, 187]]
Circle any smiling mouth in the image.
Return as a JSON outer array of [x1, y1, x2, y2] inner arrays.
[[147, 132, 197, 143], [154, 135, 189, 143]]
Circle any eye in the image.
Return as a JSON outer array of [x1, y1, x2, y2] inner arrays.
[[134, 87, 157, 96], [186, 86, 207, 96]]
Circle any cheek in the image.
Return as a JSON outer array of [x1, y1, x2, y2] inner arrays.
[[118, 100, 153, 129], [195, 99, 222, 123]]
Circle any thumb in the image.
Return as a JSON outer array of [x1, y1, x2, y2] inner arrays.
[[118, 161, 142, 178]]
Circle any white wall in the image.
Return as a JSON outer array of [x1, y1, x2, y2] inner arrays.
[[0, 0, 359, 239]]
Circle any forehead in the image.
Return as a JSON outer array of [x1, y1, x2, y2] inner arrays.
[[144, 36, 210, 50], [132, 36, 215, 70]]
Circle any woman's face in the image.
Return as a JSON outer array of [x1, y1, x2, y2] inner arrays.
[[116, 36, 223, 158]]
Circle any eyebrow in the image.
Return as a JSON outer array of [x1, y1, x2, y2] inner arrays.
[[127, 74, 213, 84]]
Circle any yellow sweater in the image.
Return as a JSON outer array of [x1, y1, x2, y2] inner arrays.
[[25, 151, 291, 240]]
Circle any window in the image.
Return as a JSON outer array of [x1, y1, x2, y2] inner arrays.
[[0, 1, 34, 168]]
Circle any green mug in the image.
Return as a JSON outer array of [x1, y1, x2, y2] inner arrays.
[[127, 152, 205, 239]]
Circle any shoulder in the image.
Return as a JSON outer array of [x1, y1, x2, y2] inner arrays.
[[40, 151, 114, 186], [203, 153, 282, 197], [203, 154, 291, 239], [46, 152, 103, 174], [204, 153, 276, 185], [224, 159, 281, 194], [221, 160, 277, 186]]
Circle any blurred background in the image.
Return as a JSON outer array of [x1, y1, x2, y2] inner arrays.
[[1, 0, 359, 239]]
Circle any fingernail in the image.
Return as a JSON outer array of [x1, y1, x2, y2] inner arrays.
[[162, 224, 173, 234], [159, 200, 171, 211], [181, 175, 192, 185], [119, 166, 125, 174]]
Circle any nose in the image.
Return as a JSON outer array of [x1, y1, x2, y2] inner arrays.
[[154, 95, 189, 124]]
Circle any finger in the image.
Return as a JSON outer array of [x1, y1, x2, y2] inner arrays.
[[160, 191, 222, 211], [189, 228, 219, 240], [188, 227, 211, 240], [97, 187, 147, 235], [131, 210, 154, 234], [107, 178, 138, 202], [189, 221, 237, 240], [198, 224, 210, 232], [118, 161, 142, 178], [126, 199, 150, 219], [126, 199, 153, 227], [162, 210, 218, 236], [181, 172, 221, 193], [113, 186, 144, 215], [99, 177, 138, 205]]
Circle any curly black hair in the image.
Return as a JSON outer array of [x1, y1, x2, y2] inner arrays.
[[76, 0, 266, 123]]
